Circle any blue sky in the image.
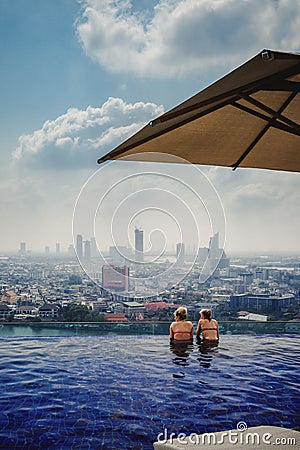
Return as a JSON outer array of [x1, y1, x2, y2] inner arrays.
[[0, 0, 299, 254]]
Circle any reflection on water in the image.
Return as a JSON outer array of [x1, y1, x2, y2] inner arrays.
[[170, 341, 194, 378], [170, 339, 219, 376], [196, 338, 219, 368]]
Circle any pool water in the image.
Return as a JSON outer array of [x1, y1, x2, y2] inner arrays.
[[0, 335, 299, 449]]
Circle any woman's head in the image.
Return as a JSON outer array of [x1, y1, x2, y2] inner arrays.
[[174, 307, 187, 321], [200, 308, 212, 320]]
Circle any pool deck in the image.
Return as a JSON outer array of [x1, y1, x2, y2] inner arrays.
[[153, 426, 300, 449]]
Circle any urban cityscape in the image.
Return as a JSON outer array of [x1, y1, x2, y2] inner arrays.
[[1, 228, 299, 328]]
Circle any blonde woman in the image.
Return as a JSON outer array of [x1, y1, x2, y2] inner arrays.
[[196, 308, 219, 342], [170, 307, 194, 342]]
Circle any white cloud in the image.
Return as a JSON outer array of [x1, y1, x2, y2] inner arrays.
[[76, 0, 300, 78], [12, 97, 164, 170], [207, 166, 300, 207], [206, 166, 300, 252], [7, 93, 300, 254]]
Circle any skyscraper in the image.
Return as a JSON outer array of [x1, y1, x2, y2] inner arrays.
[[68, 244, 75, 257], [90, 237, 97, 258], [84, 240, 91, 260], [56, 243, 60, 255], [197, 247, 209, 263], [76, 234, 83, 259], [208, 232, 220, 259], [176, 242, 185, 265], [134, 228, 144, 262], [208, 232, 229, 269], [19, 242, 26, 256]]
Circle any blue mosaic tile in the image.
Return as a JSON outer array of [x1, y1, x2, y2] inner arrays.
[[0, 335, 299, 449]]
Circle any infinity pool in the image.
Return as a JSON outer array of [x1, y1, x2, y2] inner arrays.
[[0, 335, 299, 449]]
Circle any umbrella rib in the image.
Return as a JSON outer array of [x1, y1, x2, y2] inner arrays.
[[231, 102, 300, 137], [241, 93, 300, 132], [151, 63, 300, 126], [232, 124, 271, 171], [260, 79, 300, 92], [232, 92, 298, 170], [97, 54, 300, 168], [98, 97, 240, 163]]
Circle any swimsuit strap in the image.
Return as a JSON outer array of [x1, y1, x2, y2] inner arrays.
[[173, 331, 191, 335], [201, 327, 218, 331]]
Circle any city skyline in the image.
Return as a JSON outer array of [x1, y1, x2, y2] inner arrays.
[[22, 230, 219, 257], [12, 233, 298, 258]]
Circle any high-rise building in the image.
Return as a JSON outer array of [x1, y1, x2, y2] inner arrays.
[[19, 242, 26, 256], [68, 244, 75, 257], [102, 265, 129, 291], [84, 240, 91, 260], [56, 243, 60, 255], [134, 228, 144, 262], [76, 234, 83, 259], [208, 232, 220, 259], [90, 237, 97, 258], [208, 232, 229, 268], [45, 246, 50, 255], [176, 242, 185, 264], [197, 247, 209, 263], [230, 293, 296, 314], [199, 233, 229, 282]]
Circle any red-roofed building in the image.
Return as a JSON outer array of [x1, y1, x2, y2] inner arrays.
[[104, 313, 128, 322], [143, 302, 176, 312]]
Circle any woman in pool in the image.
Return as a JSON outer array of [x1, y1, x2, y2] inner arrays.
[[196, 308, 219, 342], [170, 307, 194, 343]]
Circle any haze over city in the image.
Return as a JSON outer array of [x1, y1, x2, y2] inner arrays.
[[0, 0, 299, 255]]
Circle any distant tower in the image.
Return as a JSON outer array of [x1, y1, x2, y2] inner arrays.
[[19, 242, 26, 256], [45, 246, 50, 255], [90, 237, 97, 258], [208, 232, 220, 259], [68, 244, 75, 257], [176, 242, 185, 264], [134, 228, 144, 262], [76, 234, 83, 259], [84, 240, 91, 260], [56, 243, 60, 255], [197, 247, 209, 263]]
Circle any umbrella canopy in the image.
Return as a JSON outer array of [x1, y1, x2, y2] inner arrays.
[[98, 49, 300, 172]]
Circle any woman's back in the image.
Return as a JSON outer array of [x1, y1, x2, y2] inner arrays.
[[170, 307, 194, 342], [197, 318, 219, 341], [170, 320, 193, 341]]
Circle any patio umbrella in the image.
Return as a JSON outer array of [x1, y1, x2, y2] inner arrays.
[[97, 49, 300, 172]]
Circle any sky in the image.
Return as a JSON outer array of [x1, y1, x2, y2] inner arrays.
[[0, 0, 300, 255]]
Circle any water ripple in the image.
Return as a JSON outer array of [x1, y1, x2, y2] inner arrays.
[[0, 335, 299, 449]]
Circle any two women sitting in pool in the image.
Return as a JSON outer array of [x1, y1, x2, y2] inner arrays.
[[170, 307, 219, 343]]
